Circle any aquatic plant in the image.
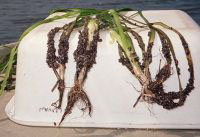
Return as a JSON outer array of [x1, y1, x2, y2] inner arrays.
[[47, 21, 76, 109], [0, 8, 195, 125]]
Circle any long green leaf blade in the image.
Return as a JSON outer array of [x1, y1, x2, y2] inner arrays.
[[19, 11, 79, 41], [110, 9, 146, 84], [0, 46, 17, 95]]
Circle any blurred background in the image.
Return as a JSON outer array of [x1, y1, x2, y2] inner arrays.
[[0, 0, 200, 44]]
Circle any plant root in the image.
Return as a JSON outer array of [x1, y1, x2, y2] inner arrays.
[[118, 13, 195, 110], [58, 83, 92, 125], [59, 18, 101, 125], [46, 21, 76, 109]]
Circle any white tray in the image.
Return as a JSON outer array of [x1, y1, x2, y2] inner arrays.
[[5, 10, 200, 129]]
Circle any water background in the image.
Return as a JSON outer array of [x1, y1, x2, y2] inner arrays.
[[0, 0, 200, 44]]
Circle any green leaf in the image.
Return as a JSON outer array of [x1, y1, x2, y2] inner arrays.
[[0, 46, 17, 95], [49, 8, 72, 15], [0, 61, 8, 73], [0, 10, 80, 96], [19, 11, 79, 41], [110, 10, 132, 50], [110, 9, 146, 84], [116, 8, 133, 12], [97, 12, 113, 27], [138, 11, 151, 25], [149, 29, 156, 44], [78, 9, 104, 17]]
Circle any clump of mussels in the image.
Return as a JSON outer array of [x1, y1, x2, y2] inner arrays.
[[59, 18, 101, 125], [46, 16, 101, 125], [47, 21, 76, 109], [0, 8, 195, 126], [110, 10, 194, 110], [38, 9, 196, 124]]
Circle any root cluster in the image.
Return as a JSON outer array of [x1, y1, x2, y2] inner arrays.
[[118, 17, 194, 109], [45, 10, 195, 126]]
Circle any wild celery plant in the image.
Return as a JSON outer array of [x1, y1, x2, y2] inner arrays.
[[151, 21, 194, 108], [110, 10, 155, 106], [110, 10, 194, 109], [58, 18, 101, 125], [47, 20, 78, 109], [137, 12, 194, 109], [0, 8, 195, 124], [0, 8, 115, 96]]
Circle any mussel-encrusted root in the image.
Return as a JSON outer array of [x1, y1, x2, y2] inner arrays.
[[59, 84, 92, 125]]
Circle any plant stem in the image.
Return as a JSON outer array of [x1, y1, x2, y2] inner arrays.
[[110, 10, 147, 84]]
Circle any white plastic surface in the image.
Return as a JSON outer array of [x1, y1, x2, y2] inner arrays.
[[5, 10, 200, 129]]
